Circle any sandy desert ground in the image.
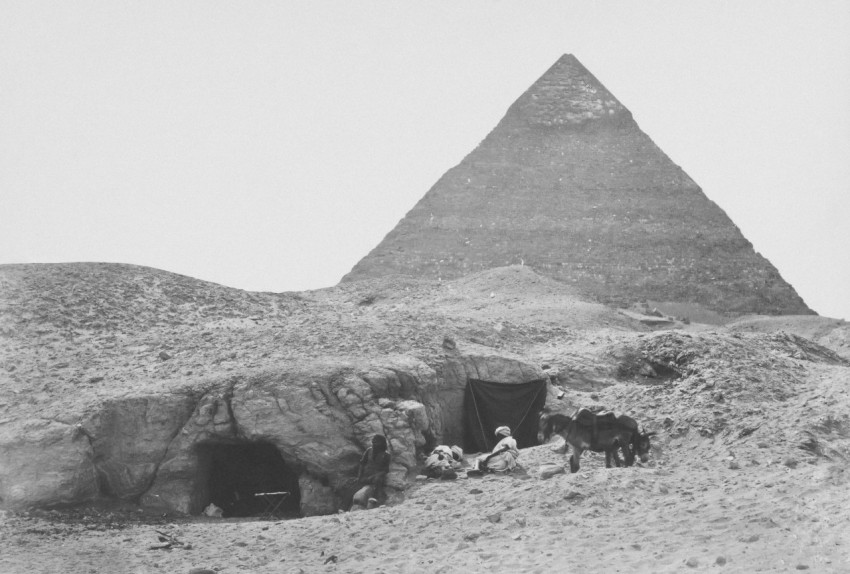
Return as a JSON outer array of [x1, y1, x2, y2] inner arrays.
[[1, 447, 847, 573]]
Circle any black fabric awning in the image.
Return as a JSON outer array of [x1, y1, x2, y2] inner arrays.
[[463, 378, 547, 452]]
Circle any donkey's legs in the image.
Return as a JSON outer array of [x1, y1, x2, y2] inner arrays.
[[622, 436, 636, 467], [612, 437, 629, 467], [569, 446, 583, 473], [613, 446, 624, 467], [606, 447, 623, 468]]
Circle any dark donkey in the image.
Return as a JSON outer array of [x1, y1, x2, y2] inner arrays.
[[537, 408, 655, 473]]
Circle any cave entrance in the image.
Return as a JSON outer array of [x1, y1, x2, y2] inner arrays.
[[194, 441, 301, 518]]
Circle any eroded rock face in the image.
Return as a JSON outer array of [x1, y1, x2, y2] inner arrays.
[[1, 352, 547, 516], [298, 474, 336, 517], [140, 359, 438, 515], [85, 395, 197, 500], [0, 421, 98, 509]]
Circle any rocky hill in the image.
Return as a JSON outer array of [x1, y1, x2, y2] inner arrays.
[[0, 262, 639, 514], [1, 262, 849, 572], [343, 55, 812, 317]]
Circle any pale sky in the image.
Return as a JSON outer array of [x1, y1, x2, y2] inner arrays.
[[2, 2, 849, 320]]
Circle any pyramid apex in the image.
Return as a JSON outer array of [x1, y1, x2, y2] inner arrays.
[[512, 54, 628, 127], [556, 53, 579, 63]]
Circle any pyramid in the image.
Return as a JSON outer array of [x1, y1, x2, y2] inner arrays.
[[343, 55, 812, 316]]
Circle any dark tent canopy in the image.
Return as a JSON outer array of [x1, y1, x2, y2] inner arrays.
[[463, 378, 547, 453]]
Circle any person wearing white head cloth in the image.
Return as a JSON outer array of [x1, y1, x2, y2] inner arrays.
[[471, 426, 519, 473]]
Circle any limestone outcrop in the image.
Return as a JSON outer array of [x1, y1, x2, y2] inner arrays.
[[0, 345, 547, 516], [0, 419, 99, 509]]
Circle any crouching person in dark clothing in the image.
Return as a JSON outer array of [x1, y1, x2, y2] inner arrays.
[[352, 434, 390, 510]]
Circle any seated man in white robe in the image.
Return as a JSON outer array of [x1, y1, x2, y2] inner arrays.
[[470, 426, 519, 473]]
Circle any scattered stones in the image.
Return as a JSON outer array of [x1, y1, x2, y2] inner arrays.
[[539, 464, 566, 479], [639, 363, 657, 377], [685, 557, 699, 568], [149, 529, 190, 551]]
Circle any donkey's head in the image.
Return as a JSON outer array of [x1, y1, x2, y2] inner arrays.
[[634, 430, 656, 463]]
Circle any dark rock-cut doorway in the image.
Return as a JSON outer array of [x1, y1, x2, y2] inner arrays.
[[193, 441, 301, 518]]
